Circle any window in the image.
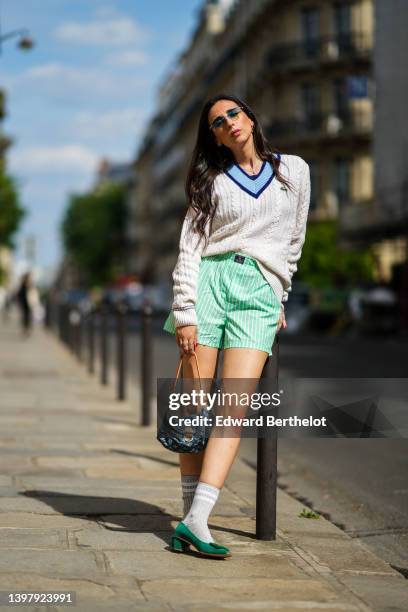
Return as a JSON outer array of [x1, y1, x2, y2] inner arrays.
[[301, 6, 321, 58], [333, 2, 353, 51], [301, 82, 321, 129], [346, 75, 368, 99], [333, 158, 351, 203], [332, 78, 350, 120]]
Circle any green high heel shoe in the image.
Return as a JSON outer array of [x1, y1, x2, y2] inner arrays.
[[171, 522, 231, 558]]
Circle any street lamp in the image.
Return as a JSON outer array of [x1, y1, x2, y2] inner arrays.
[[0, 6, 34, 56], [0, 28, 34, 54]]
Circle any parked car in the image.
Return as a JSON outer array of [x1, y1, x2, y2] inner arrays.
[[62, 289, 92, 314], [358, 285, 399, 334], [283, 282, 311, 334], [143, 284, 173, 313], [99, 282, 172, 314]]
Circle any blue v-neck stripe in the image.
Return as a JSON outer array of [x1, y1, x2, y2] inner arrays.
[[225, 153, 280, 199], [235, 160, 267, 181], [225, 170, 275, 199]]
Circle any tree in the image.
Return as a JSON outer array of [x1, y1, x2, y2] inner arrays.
[[61, 182, 128, 286], [298, 220, 375, 288], [0, 170, 25, 248], [0, 88, 26, 285]]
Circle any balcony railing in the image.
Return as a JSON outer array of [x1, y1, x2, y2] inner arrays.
[[267, 32, 372, 71], [339, 184, 408, 239], [267, 109, 372, 142]]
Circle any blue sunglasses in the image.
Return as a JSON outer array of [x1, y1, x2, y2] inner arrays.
[[209, 106, 243, 130]]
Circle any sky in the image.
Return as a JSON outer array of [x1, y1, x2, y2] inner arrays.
[[0, 0, 204, 280]]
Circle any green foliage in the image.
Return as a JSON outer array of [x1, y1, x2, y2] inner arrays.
[[61, 182, 128, 286], [298, 220, 375, 288], [0, 170, 25, 248], [299, 508, 320, 519], [0, 89, 6, 121]]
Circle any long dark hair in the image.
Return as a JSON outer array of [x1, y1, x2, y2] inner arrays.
[[185, 93, 294, 247]]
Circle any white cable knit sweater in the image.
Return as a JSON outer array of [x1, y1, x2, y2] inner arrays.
[[170, 153, 311, 328]]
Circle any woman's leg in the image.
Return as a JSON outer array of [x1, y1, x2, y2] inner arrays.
[[181, 347, 268, 543], [199, 347, 269, 488]]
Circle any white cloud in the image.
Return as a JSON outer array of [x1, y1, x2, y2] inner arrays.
[[74, 108, 145, 134], [24, 63, 109, 92], [105, 50, 149, 66], [55, 15, 148, 46], [9, 145, 99, 174], [66, 107, 147, 154], [27, 63, 62, 79], [13, 62, 148, 103]]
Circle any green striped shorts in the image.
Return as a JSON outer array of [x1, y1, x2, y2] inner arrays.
[[163, 252, 281, 356]]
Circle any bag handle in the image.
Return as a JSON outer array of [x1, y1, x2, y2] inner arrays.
[[173, 351, 203, 392]]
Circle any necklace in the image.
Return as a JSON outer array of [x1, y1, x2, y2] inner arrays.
[[238, 159, 263, 175]]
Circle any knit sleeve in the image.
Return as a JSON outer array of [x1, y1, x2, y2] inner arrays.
[[281, 160, 311, 303], [171, 206, 211, 327]]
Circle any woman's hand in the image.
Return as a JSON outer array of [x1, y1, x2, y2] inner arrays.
[[277, 308, 286, 333], [176, 324, 198, 355]]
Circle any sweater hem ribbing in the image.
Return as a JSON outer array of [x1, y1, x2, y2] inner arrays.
[[173, 308, 198, 327]]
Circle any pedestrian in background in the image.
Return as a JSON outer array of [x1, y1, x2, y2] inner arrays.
[[16, 272, 38, 337]]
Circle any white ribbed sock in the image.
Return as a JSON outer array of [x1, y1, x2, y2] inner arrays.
[[181, 474, 199, 516], [182, 481, 220, 543]]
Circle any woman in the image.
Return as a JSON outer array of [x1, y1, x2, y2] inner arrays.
[[163, 93, 311, 558]]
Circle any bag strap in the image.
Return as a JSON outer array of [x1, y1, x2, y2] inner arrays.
[[173, 351, 203, 392]]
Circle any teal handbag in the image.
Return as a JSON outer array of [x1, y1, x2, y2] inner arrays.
[[157, 352, 214, 453]]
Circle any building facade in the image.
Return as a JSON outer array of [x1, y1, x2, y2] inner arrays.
[[339, 0, 408, 286], [130, 0, 374, 287]]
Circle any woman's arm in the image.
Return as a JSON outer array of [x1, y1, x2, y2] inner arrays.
[[281, 160, 311, 305], [171, 206, 211, 327]]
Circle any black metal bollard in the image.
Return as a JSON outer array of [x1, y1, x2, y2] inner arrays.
[[256, 333, 280, 540], [44, 296, 51, 329], [52, 300, 59, 334], [87, 310, 95, 375], [77, 310, 83, 362], [61, 305, 66, 344], [61, 304, 66, 345], [71, 311, 77, 355], [69, 308, 81, 359], [141, 303, 153, 425], [65, 306, 71, 348], [58, 304, 64, 342], [60, 304, 67, 345], [100, 305, 109, 385], [47, 299, 55, 333], [68, 308, 75, 353], [116, 303, 127, 401]]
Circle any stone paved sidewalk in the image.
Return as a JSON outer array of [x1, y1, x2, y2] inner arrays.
[[0, 318, 407, 612]]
